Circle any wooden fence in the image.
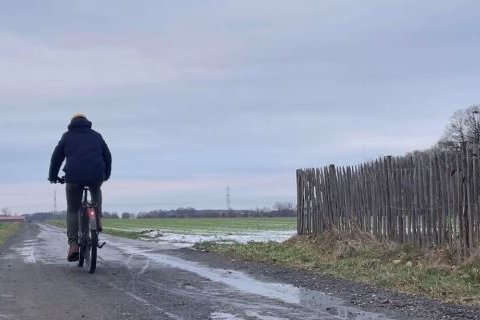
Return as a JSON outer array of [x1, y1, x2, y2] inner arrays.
[[297, 145, 480, 253]]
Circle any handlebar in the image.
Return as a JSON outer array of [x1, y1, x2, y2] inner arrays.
[[50, 176, 65, 184]]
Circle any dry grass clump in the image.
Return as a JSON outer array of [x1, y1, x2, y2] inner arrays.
[[285, 229, 393, 260]]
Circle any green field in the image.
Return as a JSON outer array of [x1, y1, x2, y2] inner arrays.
[[50, 217, 297, 239], [103, 217, 296, 233], [0, 223, 21, 245]]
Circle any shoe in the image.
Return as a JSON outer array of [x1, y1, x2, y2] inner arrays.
[[67, 243, 79, 262]]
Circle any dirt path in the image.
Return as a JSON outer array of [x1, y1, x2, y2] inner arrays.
[[0, 223, 467, 320]]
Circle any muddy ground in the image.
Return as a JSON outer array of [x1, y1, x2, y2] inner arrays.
[[174, 249, 480, 320], [0, 223, 478, 319]]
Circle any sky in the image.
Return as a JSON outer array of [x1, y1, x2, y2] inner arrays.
[[0, 1, 479, 214]]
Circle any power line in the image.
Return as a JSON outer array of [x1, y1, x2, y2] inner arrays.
[[226, 185, 232, 210], [54, 190, 57, 214]]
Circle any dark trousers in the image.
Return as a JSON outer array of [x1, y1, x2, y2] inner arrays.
[[66, 182, 102, 244]]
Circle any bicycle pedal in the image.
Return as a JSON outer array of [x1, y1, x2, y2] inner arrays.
[[98, 241, 106, 249]]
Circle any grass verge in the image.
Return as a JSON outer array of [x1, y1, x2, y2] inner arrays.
[[194, 231, 480, 306], [0, 223, 21, 246]]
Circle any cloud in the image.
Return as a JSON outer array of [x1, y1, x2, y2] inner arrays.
[[0, 32, 189, 99], [0, 1, 479, 211]]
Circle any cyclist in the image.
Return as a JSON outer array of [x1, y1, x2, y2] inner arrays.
[[48, 114, 112, 262]]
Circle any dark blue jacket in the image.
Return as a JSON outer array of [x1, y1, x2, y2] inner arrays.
[[49, 117, 112, 183]]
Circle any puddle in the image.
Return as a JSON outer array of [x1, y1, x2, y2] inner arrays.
[[245, 310, 289, 320], [5, 224, 181, 265], [10, 224, 67, 264], [110, 243, 390, 319], [11, 240, 36, 263], [210, 312, 245, 320], [8, 224, 78, 265], [112, 242, 336, 305]]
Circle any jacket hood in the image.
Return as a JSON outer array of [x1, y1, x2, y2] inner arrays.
[[68, 117, 92, 130]]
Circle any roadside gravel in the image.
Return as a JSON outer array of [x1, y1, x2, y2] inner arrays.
[[171, 248, 480, 320]]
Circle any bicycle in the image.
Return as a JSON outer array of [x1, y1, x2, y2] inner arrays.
[[56, 177, 105, 274]]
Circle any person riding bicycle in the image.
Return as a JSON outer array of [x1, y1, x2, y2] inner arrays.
[[48, 114, 112, 262]]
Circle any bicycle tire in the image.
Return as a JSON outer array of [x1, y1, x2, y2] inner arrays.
[[78, 209, 88, 268], [89, 230, 98, 273], [78, 245, 85, 267]]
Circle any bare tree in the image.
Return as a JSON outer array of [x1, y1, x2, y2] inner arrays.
[[273, 202, 294, 211], [438, 105, 480, 151], [465, 106, 480, 147], [1, 207, 11, 216]]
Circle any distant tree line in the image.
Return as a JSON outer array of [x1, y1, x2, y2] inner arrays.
[[26, 202, 295, 220], [26, 212, 67, 222], [27, 211, 123, 221], [136, 207, 295, 219]]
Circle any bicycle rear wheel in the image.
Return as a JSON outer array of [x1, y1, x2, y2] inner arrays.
[[88, 230, 98, 273], [78, 244, 85, 267], [78, 210, 88, 268]]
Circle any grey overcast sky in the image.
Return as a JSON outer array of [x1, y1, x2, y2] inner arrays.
[[1, 1, 479, 214]]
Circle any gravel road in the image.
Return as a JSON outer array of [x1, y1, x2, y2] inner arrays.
[[0, 223, 478, 320]]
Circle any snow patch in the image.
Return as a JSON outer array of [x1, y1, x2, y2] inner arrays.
[[138, 230, 296, 246]]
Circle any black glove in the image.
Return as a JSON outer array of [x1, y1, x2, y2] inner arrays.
[[48, 177, 65, 184]]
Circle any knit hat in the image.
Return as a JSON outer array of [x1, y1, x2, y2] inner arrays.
[[72, 113, 87, 120]]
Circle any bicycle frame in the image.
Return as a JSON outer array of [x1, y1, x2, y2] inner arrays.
[[82, 187, 99, 231]]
